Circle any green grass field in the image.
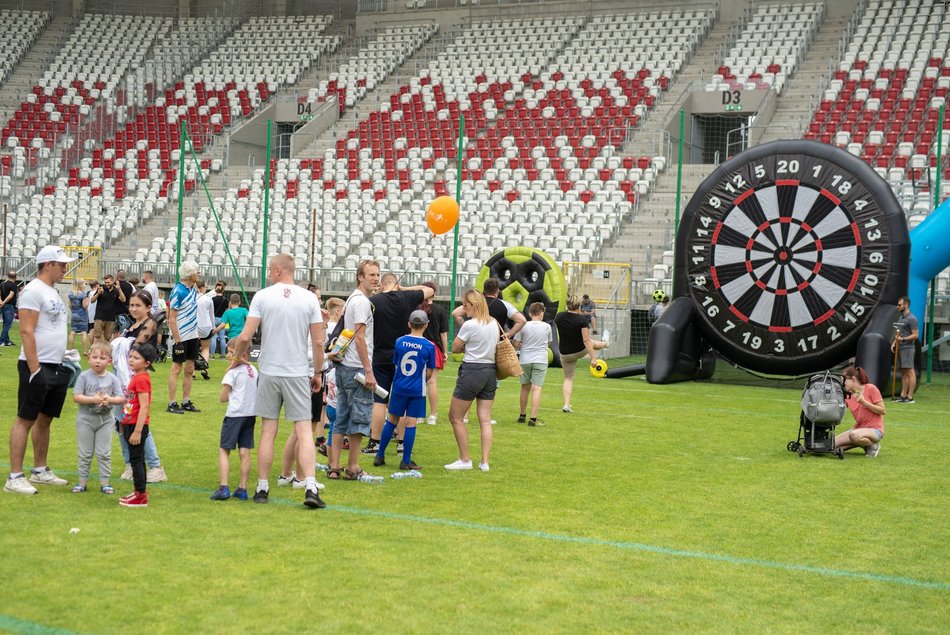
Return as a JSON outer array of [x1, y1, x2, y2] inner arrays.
[[0, 326, 948, 634]]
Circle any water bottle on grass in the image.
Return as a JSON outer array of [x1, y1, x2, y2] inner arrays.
[[391, 470, 423, 480]]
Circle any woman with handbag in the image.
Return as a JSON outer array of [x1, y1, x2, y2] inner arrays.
[[554, 295, 609, 413], [446, 290, 500, 472]]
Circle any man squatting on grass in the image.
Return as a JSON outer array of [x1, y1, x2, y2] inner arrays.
[[5, 246, 76, 495], [230, 253, 326, 509]]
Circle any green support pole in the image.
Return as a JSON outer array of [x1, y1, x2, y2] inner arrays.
[[175, 121, 187, 283], [261, 120, 273, 288], [448, 114, 465, 345], [183, 126, 249, 307], [672, 110, 685, 284], [928, 105, 944, 384]]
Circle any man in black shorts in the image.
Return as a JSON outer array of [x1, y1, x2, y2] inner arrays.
[[5, 246, 75, 495], [166, 261, 202, 414], [361, 273, 434, 455]]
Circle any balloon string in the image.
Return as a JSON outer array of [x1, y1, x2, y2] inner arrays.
[[394, 233, 437, 287]]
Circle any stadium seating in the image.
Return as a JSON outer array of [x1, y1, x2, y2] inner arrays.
[[4, 14, 341, 261], [803, 0, 950, 213], [313, 23, 439, 113], [147, 9, 713, 287], [706, 2, 823, 94], [2, 14, 171, 157], [0, 10, 49, 87]]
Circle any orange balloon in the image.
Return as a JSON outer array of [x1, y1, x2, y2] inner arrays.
[[426, 196, 460, 235]]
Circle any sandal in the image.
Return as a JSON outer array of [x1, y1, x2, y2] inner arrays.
[[343, 468, 365, 481], [326, 467, 342, 480], [100, 484, 115, 495], [71, 483, 87, 493]]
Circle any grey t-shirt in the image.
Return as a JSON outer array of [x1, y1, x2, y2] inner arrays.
[[898, 311, 918, 349], [74, 369, 125, 421]]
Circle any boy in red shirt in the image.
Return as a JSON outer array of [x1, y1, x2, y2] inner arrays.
[[120, 344, 158, 507]]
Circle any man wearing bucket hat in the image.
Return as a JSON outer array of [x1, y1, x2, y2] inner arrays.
[[5, 246, 75, 495]]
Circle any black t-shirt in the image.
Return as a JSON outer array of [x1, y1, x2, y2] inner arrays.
[[486, 296, 513, 328], [370, 289, 425, 365], [0, 280, 18, 306], [422, 303, 448, 354], [555, 311, 589, 355], [95, 286, 121, 321], [211, 293, 228, 318], [117, 280, 134, 310]]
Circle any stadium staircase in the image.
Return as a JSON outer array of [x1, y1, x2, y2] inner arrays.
[[758, 11, 857, 144], [0, 13, 66, 124]]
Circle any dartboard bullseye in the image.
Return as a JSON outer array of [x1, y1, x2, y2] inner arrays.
[[675, 141, 908, 375]]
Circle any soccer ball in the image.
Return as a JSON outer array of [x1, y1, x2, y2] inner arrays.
[[652, 289, 667, 303]]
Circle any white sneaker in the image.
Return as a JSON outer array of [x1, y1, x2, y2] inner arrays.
[[146, 466, 168, 483], [4, 475, 37, 495], [490, 419, 497, 426], [121, 465, 133, 480], [562, 405, 572, 413], [277, 472, 298, 486], [866, 443, 880, 458], [478, 463, 490, 472], [29, 468, 67, 486], [426, 415, 437, 426], [444, 459, 473, 470], [462, 417, 469, 424], [601, 330, 610, 348], [293, 479, 326, 491]]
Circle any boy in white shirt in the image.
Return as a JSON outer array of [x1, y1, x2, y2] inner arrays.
[[514, 302, 553, 427], [211, 340, 258, 501]]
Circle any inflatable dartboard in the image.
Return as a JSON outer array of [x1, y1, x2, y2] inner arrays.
[[476, 247, 568, 319], [673, 140, 910, 376]]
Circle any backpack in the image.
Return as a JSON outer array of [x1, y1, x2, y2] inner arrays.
[[801, 371, 846, 425]]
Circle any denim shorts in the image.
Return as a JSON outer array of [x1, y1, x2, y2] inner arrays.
[[220, 416, 256, 450], [334, 365, 373, 437]]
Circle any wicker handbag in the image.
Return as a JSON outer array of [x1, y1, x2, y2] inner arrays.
[[495, 321, 523, 380]]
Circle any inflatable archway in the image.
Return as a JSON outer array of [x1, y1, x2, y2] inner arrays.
[[475, 246, 568, 365]]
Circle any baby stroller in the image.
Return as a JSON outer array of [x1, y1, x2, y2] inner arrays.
[[787, 371, 848, 459], [154, 312, 169, 363]]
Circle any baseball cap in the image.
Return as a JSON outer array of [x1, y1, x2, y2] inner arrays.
[[409, 310, 429, 326], [36, 245, 75, 266]]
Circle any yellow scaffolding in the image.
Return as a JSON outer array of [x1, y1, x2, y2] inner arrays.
[[64, 246, 101, 281]]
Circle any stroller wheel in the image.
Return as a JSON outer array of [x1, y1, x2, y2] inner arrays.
[[797, 447, 805, 457], [836, 449, 844, 460], [787, 441, 800, 452]]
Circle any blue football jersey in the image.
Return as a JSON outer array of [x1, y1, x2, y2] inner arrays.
[[391, 335, 436, 397]]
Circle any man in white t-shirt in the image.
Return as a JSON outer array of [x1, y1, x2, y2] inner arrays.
[[513, 302, 553, 426], [5, 245, 75, 495], [231, 253, 326, 509], [141, 270, 161, 318], [328, 258, 379, 480]]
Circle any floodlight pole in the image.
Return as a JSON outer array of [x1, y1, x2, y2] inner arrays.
[[448, 114, 465, 344]]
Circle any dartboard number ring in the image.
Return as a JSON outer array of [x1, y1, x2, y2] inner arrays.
[[685, 152, 891, 364]]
